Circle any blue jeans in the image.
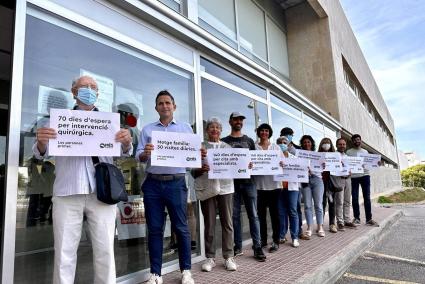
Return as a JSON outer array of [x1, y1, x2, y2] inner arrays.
[[142, 176, 191, 275], [233, 182, 261, 250], [351, 175, 372, 221], [301, 175, 324, 225], [278, 189, 300, 240]]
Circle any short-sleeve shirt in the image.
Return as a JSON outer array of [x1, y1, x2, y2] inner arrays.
[[221, 135, 255, 184]]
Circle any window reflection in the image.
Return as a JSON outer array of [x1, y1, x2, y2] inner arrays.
[[15, 15, 198, 283], [270, 94, 302, 118], [201, 78, 267, 139], [201, 58, 267, 98], [271, 107, 303, 143]]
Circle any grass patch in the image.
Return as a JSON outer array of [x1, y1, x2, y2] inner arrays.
[[378, 187, 425, 203]]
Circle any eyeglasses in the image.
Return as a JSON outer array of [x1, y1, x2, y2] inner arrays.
[[75, 84, 98, 91]]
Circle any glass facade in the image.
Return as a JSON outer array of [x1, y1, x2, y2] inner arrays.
[[2, 1, 340, 283], [198, 0, 290, 78], [14, 15, 199, 283]]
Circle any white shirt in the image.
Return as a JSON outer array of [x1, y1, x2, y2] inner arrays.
[[254, 142, 281, 191], [33, 143, 132, 197]]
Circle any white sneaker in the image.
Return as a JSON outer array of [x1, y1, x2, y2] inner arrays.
[[201, 258, 216, 272], [292, 239, 300, 248], [224, 257, 237, 271], [181, 270, 195, 284], [146, 273, 163, 284]]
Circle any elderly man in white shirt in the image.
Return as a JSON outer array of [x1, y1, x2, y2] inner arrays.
[[34, 75, 132, 284]]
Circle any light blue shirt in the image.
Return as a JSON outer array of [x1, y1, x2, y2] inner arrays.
[[136, 118, 193, 174]]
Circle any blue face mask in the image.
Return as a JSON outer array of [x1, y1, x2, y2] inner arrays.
[[279, 144, 288, 152], [286, 135, 293, 143], [77, 87, 97, 106]]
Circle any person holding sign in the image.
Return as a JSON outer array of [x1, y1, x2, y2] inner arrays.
[[192, 117, 238, 272], [254, 123, 281, 253], [276, 136, 301, 248], [299, 135, 325, 238], [346, 134, 379, 227], [318, 138, 338, 233], [34, 75, 133, 284], [136, 91, 200, 284], [280, 127, 304, 240], [221, 112, 266, 262], [334, 138, 357, 230]]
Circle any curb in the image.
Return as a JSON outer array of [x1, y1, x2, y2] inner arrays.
[[295, 209, 404, 284]]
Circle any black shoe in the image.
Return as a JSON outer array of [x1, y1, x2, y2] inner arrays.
[[344, 221, 357, 229], [268, 243, 279, 253], [191, 241, 197, 250], [234, 247, 243, 257], [337, 223, 346, 231], [261, 241, 268, 248], [254, 247, 266, 262]]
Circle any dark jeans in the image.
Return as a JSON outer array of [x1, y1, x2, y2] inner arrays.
[[142, 176, 191, 275], [278, 189, 299, 240], [351, 175, 372, 221], [323, 190, 336, 225], [257, 189, 280, 244], [233, 182, 261, 250], [297, 192, 303, 235]]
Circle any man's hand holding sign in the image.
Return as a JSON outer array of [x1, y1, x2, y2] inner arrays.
[[45, 109, 131, 156]]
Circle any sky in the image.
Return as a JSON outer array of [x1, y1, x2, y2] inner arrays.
[[340, 0, 425, 159]]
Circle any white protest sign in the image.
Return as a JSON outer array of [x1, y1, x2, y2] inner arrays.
[[358, 153, 381, 170], [49, 109, 120, 156], [274, 158, 310, 183], [151, 131, 201, 168], [324, 152, 342, 172], [295, 149, 324, 172], [250, 150, 282, 176], [207, 148, 250, 179], [330, 168, 350, 177], [81, 69, 114, 112], [343, 156, 364, 174]]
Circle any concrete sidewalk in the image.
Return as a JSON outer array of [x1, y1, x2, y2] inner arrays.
[[163, 205, 402, 284]]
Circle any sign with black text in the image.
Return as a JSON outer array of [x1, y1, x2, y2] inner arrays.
[[250, 150, 282, 175], [295, 149, 324, 172], [49, 109, 120, 156], [274, 158, 310, 183], [151, 131, 201, 168], [324, 152, 343, 171], [207, 148, 250, 179], [358, 153, 381, 170]]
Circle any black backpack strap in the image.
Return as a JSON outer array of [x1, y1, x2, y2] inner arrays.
[[92, 156, 100, 165]]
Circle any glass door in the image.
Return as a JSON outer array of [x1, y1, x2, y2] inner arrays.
[[0, 0, 15, 271]]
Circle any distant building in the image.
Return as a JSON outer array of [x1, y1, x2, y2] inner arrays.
[[398, 151, 410, 170], [405, 151, 422, 168]]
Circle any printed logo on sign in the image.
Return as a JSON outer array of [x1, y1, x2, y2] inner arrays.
[[271, 167, 278, 170], [297, 175, 305, 178], [186, 157, 197, 161], [238, 169, 246, 173], [100, 143, 114, 149]]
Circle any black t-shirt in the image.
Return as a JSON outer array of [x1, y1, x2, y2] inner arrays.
[[221, 135, 255, 184]]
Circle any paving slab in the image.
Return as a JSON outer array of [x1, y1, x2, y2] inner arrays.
[[160, 205, 402, 284]]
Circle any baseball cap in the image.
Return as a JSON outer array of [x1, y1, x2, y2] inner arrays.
[[229, 112, 246, 120]]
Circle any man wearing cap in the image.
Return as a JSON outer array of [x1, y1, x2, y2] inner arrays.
[[222, 112, 266, 262]]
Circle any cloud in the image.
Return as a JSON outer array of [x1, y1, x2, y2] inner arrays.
[[341, 0, 425, 157]]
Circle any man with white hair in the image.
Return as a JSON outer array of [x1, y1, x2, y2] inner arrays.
[[34, 75, 133, 284]]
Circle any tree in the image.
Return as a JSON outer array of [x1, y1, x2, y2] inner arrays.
[[401, 164, 425, 188]]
